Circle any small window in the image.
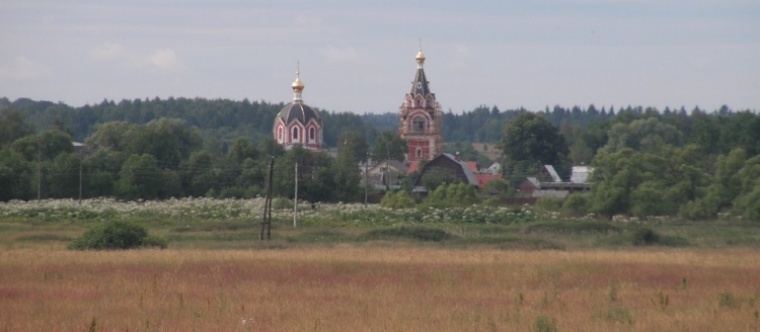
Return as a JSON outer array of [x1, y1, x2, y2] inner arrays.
[[292, 127, 299, 140], [416, 148, 422, 158], [278, 127, 283, 141], [413, 116, 426, 133], [309, 127, 315, 140]]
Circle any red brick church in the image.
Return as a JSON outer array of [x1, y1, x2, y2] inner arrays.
[[398, 48, 444, 163]]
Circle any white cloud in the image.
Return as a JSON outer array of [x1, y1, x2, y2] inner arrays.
[[0, 56, 52, 80], [321, 46, 360, 63], [89, 43, 184, 71], [148, 48, 180, 69], [444, 44, 472, 72], [90, 42, 125, 61]]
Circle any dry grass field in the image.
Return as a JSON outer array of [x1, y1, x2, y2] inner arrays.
[[1, 247, 759, 331]]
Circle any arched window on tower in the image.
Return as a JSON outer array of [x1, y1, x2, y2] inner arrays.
[[415, 148, 422, 159], [292, 127, 299, 142], [412, 116, 426, 133], [309, 127, 315, 142], [278, 127, 283, 142]]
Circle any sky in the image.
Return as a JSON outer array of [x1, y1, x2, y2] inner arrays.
[[1, 0, 758, 114]]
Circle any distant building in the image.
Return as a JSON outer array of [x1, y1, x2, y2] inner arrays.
[[273, 66, 323, 151], [519, 165, 593, 198], [412, 153, 478, 193], [398, 48, 443, 163], [363, 160, 408, 190]]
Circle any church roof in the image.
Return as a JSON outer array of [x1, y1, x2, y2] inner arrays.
[[277, 102, 321, 125], [410, 68, 431, 96], [409, 48, 432, 96]]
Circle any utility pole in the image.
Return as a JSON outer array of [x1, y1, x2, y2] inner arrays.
[[260, 157, 274, 240], [293, 162, 298, 228], [78, 161, 83, 204], [36, 140, 41, 200], [364, 154, 369, 207]]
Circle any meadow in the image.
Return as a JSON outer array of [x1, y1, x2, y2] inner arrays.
[[1, 198, 760, 331], [2, 248, 759, 331]]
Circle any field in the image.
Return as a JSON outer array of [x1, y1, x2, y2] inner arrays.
[[2, 248, 760, 331], [2, 198, 760, 331]]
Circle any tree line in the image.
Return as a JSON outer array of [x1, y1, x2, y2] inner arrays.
[[497, 109, 760, 221], [1, 97, 759, 221]]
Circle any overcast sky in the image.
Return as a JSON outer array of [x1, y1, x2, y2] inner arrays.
[[1, 0, 758, 114]]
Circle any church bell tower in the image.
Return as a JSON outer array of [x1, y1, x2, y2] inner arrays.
[[398, 48, 444, 162]]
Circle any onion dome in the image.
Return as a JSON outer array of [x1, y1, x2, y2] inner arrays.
[[277, 66, 321, 125], [415, 48, 426, 66]]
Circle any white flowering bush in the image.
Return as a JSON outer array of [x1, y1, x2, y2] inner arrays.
[[0, 198, 542, 226], [0, 197, 272, 222], [300, 204, 539, 226]]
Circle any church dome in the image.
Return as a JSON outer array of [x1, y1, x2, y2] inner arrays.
[[276, 64, 322, 125], [277, 102, 321, 125], [415, 49, 426, 65], [273, 64, 324, 151]]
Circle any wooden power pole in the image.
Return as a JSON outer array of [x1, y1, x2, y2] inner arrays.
[[260, 157, 274, 240]]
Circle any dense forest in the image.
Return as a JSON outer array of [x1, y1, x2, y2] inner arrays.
[[1, 97, 759, 220]]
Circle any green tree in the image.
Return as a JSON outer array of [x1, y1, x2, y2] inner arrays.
[[729, 155, 760, 221], [132, 118, 202, 168], [0, 148, 33, 201], [681, 148, 747, 219], [228, 137, 260, 163], [334, 138, 363, 202], [182, 150, 215, 197], [11, 129, 74, 161], [85, 121, 139, 153], [273, 145, 336, 202], [602, 117, 683, 153], [116, 154, 163, 200], [82, 150, 122, 198], [45, 152, 81, 198], [371, 131, 406, 162], [338, 130, 368, 164], [500, 112, 570, 186], [0, 108, 33, 146], [589, 148, 642, 217]]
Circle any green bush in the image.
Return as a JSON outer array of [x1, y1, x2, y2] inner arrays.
[[421, 183, 479, 209], [272, 197, 293, 210], [632, 228, 660, 246], [360, 226, 454, 242], [533, 197, 564, 212], [380, 190, 416, 209], [68, 221, 167, 250], [522, 221, 621, 234], [561, 193, 590, 217]]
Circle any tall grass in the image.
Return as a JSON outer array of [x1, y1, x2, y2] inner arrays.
[[1, 248, 758, 331]]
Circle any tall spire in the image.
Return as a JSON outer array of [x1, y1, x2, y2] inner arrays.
[[292, 61, 304, 102], [411, 48, 430, 96]]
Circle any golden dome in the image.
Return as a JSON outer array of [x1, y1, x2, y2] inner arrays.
[[415, 49, 426, 65], [292, 70, 304, 92]]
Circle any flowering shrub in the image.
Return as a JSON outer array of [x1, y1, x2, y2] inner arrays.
[[0, 198, 272, 222], [0, 198, 542, 226]]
